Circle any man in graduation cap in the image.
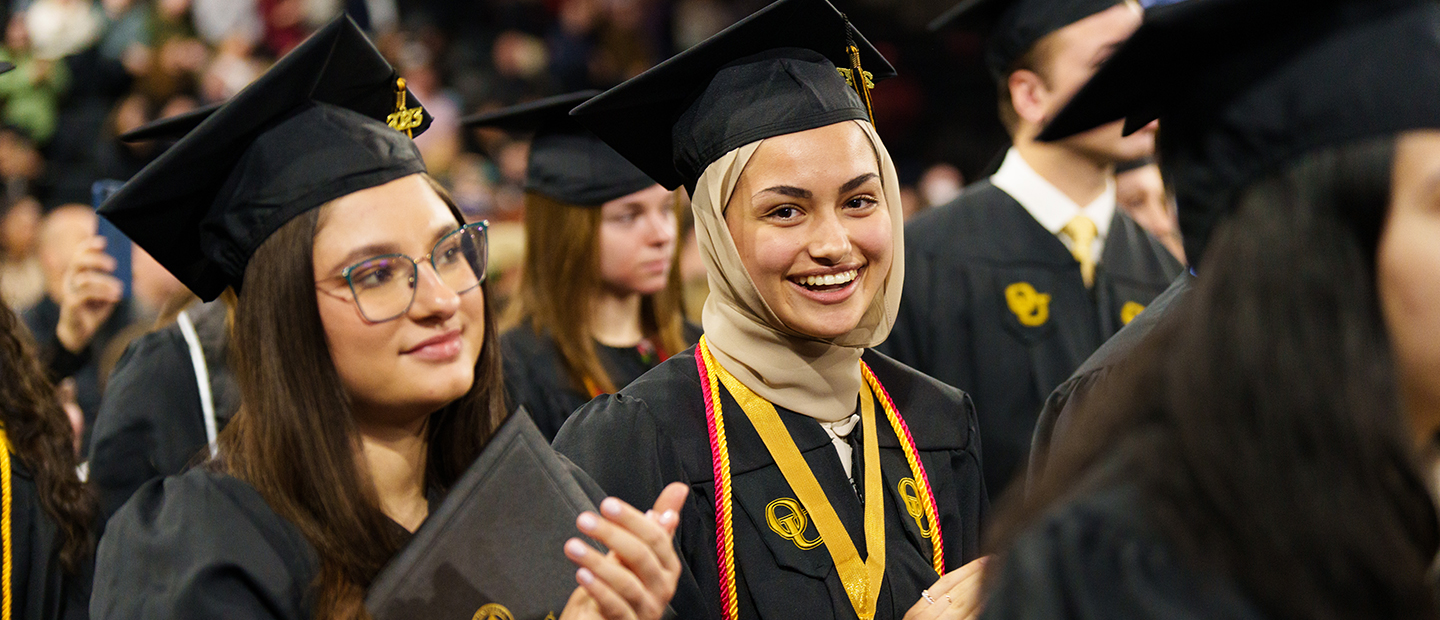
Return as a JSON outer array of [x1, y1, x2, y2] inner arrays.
[[880, 0, 1182, 501]]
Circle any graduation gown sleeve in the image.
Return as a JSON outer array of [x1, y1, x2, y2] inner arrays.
[[89, 304, 239, 525], [1026, 275, 1192, 492], [8, 460, 91, 620], [91, 468, 317, 620], [980, 485, 1265, 620]]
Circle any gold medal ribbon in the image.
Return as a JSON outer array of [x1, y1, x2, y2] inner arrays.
[[711, 359, 886, 620]]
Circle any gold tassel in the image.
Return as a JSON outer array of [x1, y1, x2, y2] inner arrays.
[[386, 77, 424, 137], [837, 15, 876, 126]]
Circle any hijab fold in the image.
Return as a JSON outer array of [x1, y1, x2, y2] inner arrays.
[[695, 120, 905, 422]]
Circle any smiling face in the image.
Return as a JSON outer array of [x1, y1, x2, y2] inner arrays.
[[597, 184, 677, 296], [1379, 130, 1440, 443], [312, 174, 487, 428], [724, 122, 892, 340]]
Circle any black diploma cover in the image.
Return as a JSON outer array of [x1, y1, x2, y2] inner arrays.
[[366, 412, 599, 620]]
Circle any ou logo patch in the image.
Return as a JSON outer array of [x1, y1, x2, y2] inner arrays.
[[1005, 282, 1051, 327], [472, 603, 514, 620], [766, 498, 823, 550]]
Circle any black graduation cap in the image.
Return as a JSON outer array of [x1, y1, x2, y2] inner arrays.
[[1037, 0, 1440, 263], [97, 14, 433, 301], [570, 0, 895, 193], [928, 0, 1124, 82], [462, 91, 657, 207], [365, 412, 602, 620], [118, 102, 223, 143]]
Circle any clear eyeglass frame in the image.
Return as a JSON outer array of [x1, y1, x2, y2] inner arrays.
[[338, 220, 490, 323]]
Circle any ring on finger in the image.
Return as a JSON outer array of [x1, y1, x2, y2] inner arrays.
[[921, 590, 935, 605]]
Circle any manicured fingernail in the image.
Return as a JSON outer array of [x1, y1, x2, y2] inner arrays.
[[577, 512, 598, 532], [565, 539, 588, 557], [646, 509, 655, 519], [577, 568, 595, 585], [659, 509, 677, 525], [601, 497, 622, 517]]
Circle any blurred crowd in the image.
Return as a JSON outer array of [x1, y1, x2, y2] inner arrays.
[[0, 0, 1183, 448]]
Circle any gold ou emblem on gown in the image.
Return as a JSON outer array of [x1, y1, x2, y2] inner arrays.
[[1005, 282, 1051, 327], [897, 478, 938, 539], [766, 498, 823, 550], [472, 603, 515, 620], [1120, 301, 1146, 325]]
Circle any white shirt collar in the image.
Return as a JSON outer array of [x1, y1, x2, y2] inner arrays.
[[991, 148, 1116, 240]]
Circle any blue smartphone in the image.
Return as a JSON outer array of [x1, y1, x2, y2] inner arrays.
[[92, 180, 131, 298]]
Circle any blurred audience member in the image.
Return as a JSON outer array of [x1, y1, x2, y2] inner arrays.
[[1115, 158, 1184, 263], [24, 204, 132, 450], [0, 194, 43, 308], [919, 162, 964, 211], [0, 12, 72, 145]]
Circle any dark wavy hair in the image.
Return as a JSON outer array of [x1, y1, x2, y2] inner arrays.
[[0, 302, 93, 572], [218, 175, 508, 618], [993, 136, 1440, 618]]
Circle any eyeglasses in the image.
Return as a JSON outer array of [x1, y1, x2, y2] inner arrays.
[[337, 221, 489, 323]]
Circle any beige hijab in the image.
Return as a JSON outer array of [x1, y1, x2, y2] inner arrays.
[[695, 120, 905, 422]]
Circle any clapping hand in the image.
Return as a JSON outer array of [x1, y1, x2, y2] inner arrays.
[[559, 482, 689, 620]]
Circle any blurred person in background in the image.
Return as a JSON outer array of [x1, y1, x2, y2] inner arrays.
[[0, 11, 71, 146], [1114, 158, 1183, 263], [467, 92, 696, 441], [885, 0, 1181, 502], [1, 194, 43, 309], [23, 204, 132, 451]]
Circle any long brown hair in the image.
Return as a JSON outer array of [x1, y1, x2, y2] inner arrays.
[[502, 190, 689, 394], [0, 301, 93, 572], [219, 177, 508, 619]]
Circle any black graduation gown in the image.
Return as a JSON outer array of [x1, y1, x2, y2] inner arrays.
[[91, 468, 319, 619], [88, 302, 239, 524], [7, 459, 91, 620], [881, 181, 1182, 500], [501, 323, 701, 441], [1026, 275, 1192, 492], [553, 347, 987, 620], [980, 481, 1266, 620]]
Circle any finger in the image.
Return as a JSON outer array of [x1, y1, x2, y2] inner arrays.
[[575, 567, 639, 620], [566, 539, 654, 620], [938, 556, 988, 599], [577, 507, 672, 599], [69, 241, 116, 273], [901, 589, 948, 620], [72, 274, 123, 303], [649, 482, 689, 533]]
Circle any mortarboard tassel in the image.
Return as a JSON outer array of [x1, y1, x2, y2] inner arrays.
[[838, 15, 876, 126]]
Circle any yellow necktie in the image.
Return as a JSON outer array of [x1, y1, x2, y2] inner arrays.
[[1062, 215, 1098, 287]]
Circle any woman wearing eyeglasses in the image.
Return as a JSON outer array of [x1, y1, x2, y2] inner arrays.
[[463, 93, 698, 441], [89, 18, 685, 620]]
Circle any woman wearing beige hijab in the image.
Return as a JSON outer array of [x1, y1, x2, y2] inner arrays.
[[553, 1, 987, 619]]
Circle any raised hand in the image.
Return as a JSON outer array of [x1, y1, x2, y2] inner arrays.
[[559, 482, 689, 620], [56, 236, 123, 354]]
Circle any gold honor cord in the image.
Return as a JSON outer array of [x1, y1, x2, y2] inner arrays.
[[712, 364, 886, 619], [1, 427, 12, 619]]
